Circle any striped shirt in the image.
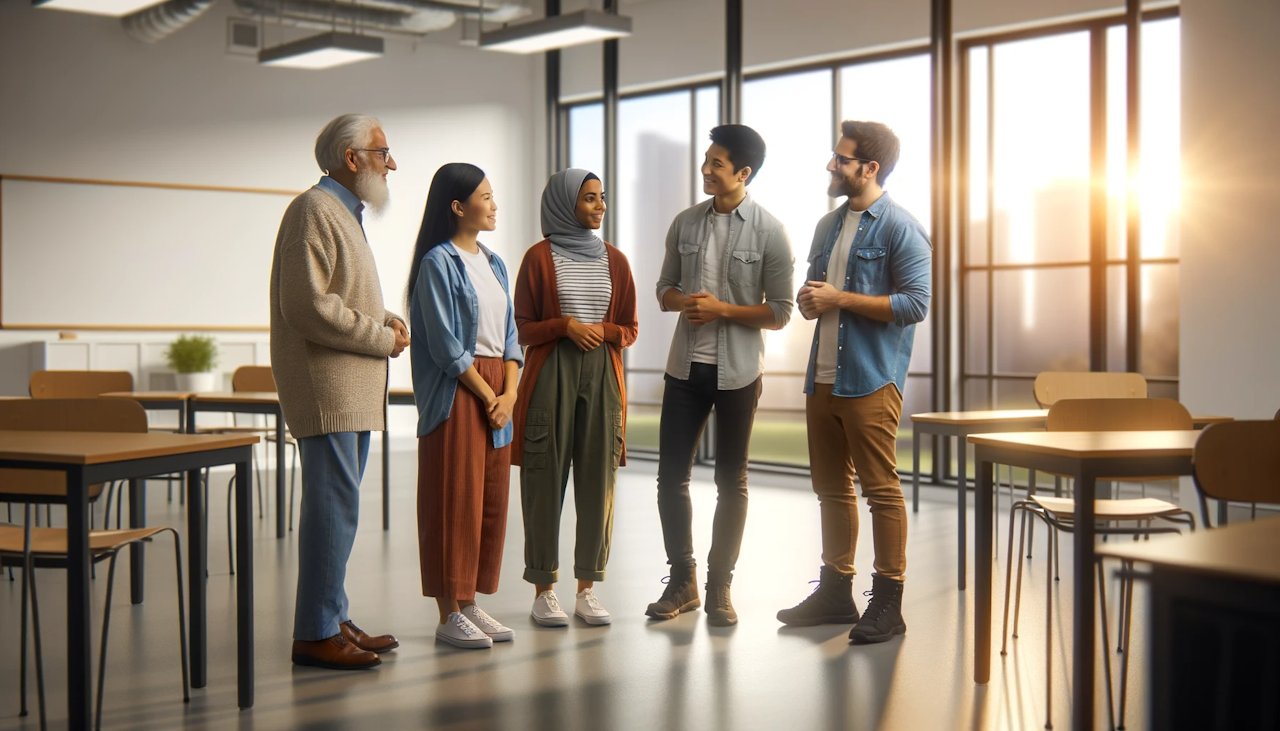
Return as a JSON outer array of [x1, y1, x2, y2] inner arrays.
[[552, 250, 612, 324]]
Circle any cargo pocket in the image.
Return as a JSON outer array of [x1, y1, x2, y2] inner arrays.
[[609, 411, 624, 469], [524, 408, 551, 469]]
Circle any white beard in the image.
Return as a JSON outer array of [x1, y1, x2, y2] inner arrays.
[[354, 168, 390, 216]]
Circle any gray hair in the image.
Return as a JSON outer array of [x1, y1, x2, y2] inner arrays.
[[314, 113, 381, 174]]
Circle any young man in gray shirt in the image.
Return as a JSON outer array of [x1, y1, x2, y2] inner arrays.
[[648, 125, 795, 626]]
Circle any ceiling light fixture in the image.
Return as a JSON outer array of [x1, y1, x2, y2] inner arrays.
[[33, 0, 167, 16], [480, 9, 631, 54], [258, 31, 384, 69]]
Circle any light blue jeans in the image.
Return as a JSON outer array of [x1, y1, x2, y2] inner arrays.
[[293, 431, 370, 641]]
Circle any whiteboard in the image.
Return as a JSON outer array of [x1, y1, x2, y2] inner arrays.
[[0, 176, 297, 329]]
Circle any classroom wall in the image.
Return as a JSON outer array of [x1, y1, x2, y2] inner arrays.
[[0, 1, 543, 436]]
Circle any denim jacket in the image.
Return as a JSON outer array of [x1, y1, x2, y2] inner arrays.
[[802, 193, 932, 397], [409, 242, 523, 446], [655, 193, 795, 390]]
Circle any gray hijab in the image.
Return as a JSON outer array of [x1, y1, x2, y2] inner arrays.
[[541, 168, 607, 262]]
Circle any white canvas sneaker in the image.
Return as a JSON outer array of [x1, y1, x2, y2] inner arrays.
[[435, 611, 493, 649], [531, 590, 569, 627], [461, 604, 515, 642], [574, 588, 612, 626]]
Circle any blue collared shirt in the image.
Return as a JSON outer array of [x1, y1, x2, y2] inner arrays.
[[802, 192, 932, 397], [316, 176, 364, 227], [409, 241, 523, 446]]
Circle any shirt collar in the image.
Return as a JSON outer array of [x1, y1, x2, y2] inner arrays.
[[317, 176, 365, 224], [838, 191, 891, 220], [705, 190, 754, 222]]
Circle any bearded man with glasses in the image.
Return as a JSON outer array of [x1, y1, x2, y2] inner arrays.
[[776, 120, 932, 645]]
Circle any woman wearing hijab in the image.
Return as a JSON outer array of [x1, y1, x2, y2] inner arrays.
[[512, 168, 638, 627], [409, 163, 522, 649]]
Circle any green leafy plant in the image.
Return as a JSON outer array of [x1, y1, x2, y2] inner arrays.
[[166, 335, 218, 374]]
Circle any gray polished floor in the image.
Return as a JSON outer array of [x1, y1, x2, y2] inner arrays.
[[0, 448, 1152, 730]]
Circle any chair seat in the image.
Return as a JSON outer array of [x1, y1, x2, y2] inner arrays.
[[1030, 495, 1185, 520], [0, 525, 165, 555]]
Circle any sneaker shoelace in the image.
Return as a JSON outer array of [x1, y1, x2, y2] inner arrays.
[[467, 606, 503, 631], [541, 592, 563, 614], [453, 613, 482, 637], [581, 590, 605, 613]]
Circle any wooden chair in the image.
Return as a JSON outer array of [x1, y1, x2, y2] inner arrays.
[[1033, 371, 1148, 408], [1001, 397, 1197, 730], [0, 399, 189, 728], [28, 370, 133, 400], [1191, 420, 1280, 528]]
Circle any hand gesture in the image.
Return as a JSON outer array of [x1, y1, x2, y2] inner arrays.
[[683, 293, 724, 325], [488, 390, 517, 430], [566, 317, 604, 351], [390, 320, 411, 358], [798, 281, 841, 319]]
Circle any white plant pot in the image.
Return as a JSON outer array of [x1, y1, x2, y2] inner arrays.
[[175, 371, 217, 393]]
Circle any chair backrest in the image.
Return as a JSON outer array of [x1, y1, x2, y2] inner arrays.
[[1193, 420, 1280, 526], [28, 370, 133, 399], [1033, 371, 1147, 407], [0, 399, 148, 502], [1046, 397, 1193, 432], [232, 365, 276, 393]]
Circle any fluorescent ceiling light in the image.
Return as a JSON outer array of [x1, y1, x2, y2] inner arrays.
[[33, 0, 167, 15], [259, 31, 383, 70], [481, 9, 631, 54]]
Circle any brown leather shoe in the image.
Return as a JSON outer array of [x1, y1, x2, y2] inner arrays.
[[291, 633, 381, 670], [341, 620, 400, 653]]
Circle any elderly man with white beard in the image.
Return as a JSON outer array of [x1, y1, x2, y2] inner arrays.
[[270, 113, 410, 670]]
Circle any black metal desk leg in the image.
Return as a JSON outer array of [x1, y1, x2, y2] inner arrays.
[[275, 410, 286, 539], [382, 430, 390, 531], [235, 456, 255, 709], [912, 424, 921, 513], [958, 436, 968, 591], [129, 478, 146, 605], [1072, 472, 1098, 731], [974, 455, 993, 685], [187, 467, 207, 688], [66, 467, 92, 729]]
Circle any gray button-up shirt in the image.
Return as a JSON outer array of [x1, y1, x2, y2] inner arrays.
[[656, 193, 795, 390]]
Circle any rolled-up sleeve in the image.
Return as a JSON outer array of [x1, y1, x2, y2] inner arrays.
[[887, 222, 933, 327], [655, 217, 683, 310], [761, 225, 795, 329], [417, 256, 474, 378]]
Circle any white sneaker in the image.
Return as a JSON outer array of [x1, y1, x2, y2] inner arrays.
[[575, 588, 612, 626], [531, 590, 569, 627], [435, 611, 493, 649], [461, 604, 515, 642]]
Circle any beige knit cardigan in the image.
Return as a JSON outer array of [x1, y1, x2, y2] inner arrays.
[[269, 185, 402, 438]]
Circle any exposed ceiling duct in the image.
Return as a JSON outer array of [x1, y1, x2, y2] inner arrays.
[[120, 0, 531, 44], [121, 0, 216, 43]]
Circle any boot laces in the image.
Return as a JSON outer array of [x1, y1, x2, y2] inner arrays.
[[658, 575, 687, 603], [708, 583, 731, 608], [862, 589, 891, 622]]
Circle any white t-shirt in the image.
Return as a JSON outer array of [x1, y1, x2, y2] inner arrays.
[[451, 242, 508, 358], [690, 211, 733, 364], [815, 209, 864, 384]]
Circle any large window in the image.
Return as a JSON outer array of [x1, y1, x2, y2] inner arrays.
[[961, 15, 1183, 412]]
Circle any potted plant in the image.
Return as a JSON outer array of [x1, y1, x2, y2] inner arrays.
[[167, 334, 219, 392]]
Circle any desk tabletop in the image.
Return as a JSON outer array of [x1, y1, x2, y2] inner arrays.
[[101, 391, 195, 401], [191, 391, 280, 404], [967, 430, 1200, 459], [0, 430, 259, 465], [912, 409, 1048, 425], [1098, 516, 1280, 585], [389, 387, 413, 396]]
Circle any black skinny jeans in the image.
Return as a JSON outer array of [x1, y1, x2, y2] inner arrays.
[[656, 362, 762, 583]]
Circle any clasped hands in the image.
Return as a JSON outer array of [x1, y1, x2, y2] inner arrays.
[[565, 318, 610, 351], [797, 281, 842, 319], [390, 319, 411, 358], [484, 389, 517, 430]]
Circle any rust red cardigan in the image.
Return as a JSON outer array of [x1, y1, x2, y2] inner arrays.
[[511, 240, 638, 466]]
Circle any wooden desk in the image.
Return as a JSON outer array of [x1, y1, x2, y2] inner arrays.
[[384, 388, 415, 532], [190, 392, 287, 538], [966, 430, 1199, 731], [912, 410, 1233, 590], [1098, 517, 1280, 729], [0, 430, 260, 725]]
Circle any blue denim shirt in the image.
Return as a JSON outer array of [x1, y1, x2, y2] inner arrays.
[[802, 193, 932, 397], [315, 176, 364, 226], [409, 242, 523, 446]]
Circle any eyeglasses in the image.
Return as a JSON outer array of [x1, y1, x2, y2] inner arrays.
[[831, 152, 873, 166], [352, 147, 392, 164]]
